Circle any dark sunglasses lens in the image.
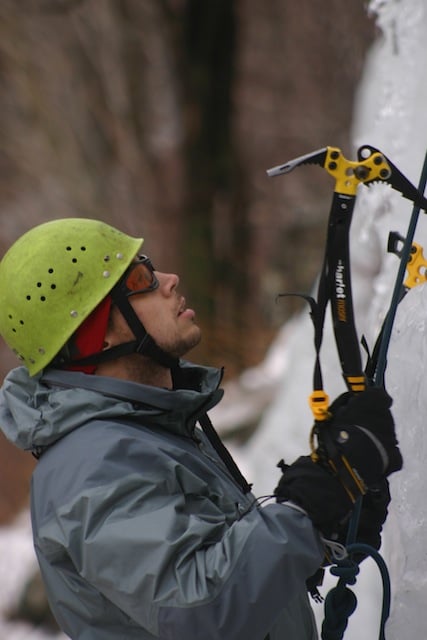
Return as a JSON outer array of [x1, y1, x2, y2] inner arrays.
[[125, 263, 155, 293]]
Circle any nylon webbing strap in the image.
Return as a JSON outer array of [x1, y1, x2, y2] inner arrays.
[[110, 288, 179, 369], [198, 413, 253, 494]]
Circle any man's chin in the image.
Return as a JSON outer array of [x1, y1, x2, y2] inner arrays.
[[170, 328, 202, 359]]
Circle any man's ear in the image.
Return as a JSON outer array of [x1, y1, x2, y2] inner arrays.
[[102, 304, 132, 349], [102, 315, 117, 350]]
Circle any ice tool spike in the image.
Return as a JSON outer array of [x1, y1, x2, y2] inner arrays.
[[358, 144, 427, 210], [268, 145, 427, 209], [266, 147, 328, 177], [267, 146, 391, 196]]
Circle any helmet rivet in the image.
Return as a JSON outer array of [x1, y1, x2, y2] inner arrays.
[[103, 270, 110, 278], [38, 347, 45, 354], [70, 310, 78, 318], [116, 252, 124, 260]]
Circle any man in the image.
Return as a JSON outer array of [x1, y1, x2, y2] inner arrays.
[[0, 218, 402, 639]]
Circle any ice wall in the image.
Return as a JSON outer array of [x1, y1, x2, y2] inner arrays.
[[237, 0, 427, 637], [386, 284, 427, 638], [353, 5, 427, 633]]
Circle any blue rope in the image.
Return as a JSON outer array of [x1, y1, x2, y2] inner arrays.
[[321, 543, 391, 640], [321, 564, 358, 640]]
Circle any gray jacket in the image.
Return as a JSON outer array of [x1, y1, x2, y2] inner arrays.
[[0, 362, 323, 639]]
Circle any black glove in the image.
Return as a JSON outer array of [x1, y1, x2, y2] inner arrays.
[[314, 387, 403, 491], [334, 478, 391, 561], [274, 457, 391, 543], [274, 456, 354, 537]]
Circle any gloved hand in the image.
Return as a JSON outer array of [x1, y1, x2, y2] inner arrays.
[[274, 456, 354, 537], [274, 387, 402, 537], [317, 387, 403, 489], [334, 478, 391, 561]]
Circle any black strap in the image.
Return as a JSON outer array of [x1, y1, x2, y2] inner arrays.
[[110, 289, 179, 369], [198, 413, 252, 494], [54, 289, 179, 371]]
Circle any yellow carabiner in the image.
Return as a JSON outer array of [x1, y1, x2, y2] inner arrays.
[[309, 390, 330, 422]]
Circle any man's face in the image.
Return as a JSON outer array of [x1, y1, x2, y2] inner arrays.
[[108, 263, 202, 359]]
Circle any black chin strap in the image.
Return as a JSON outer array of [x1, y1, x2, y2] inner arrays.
[[56, 334, 178, 370], [110, 290, 179, 370], [54, 290, 179, 372]]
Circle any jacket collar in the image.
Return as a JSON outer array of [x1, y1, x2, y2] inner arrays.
[[41, 360, 224, 436]]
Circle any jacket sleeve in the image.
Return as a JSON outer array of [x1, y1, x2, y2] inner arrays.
[[36, 423, 324, 639]]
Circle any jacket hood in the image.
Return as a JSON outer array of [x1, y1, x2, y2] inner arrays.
[[0, 361, 224, 452]]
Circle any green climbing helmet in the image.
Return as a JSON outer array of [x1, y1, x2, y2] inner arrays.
[[0, 218, 142, 375]]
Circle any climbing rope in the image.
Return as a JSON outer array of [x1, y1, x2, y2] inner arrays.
[[321, 542, 391, 640]]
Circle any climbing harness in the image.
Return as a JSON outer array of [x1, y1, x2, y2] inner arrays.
[[267, 145, 427, 639]]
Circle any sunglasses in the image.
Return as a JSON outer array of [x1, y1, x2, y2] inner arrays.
[[116, 255, 159, 298]]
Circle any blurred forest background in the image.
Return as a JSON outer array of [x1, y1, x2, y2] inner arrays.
[[0, 0, 376, 528]]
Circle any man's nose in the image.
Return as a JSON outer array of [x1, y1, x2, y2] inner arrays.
[[157, 271, 179, 294]]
